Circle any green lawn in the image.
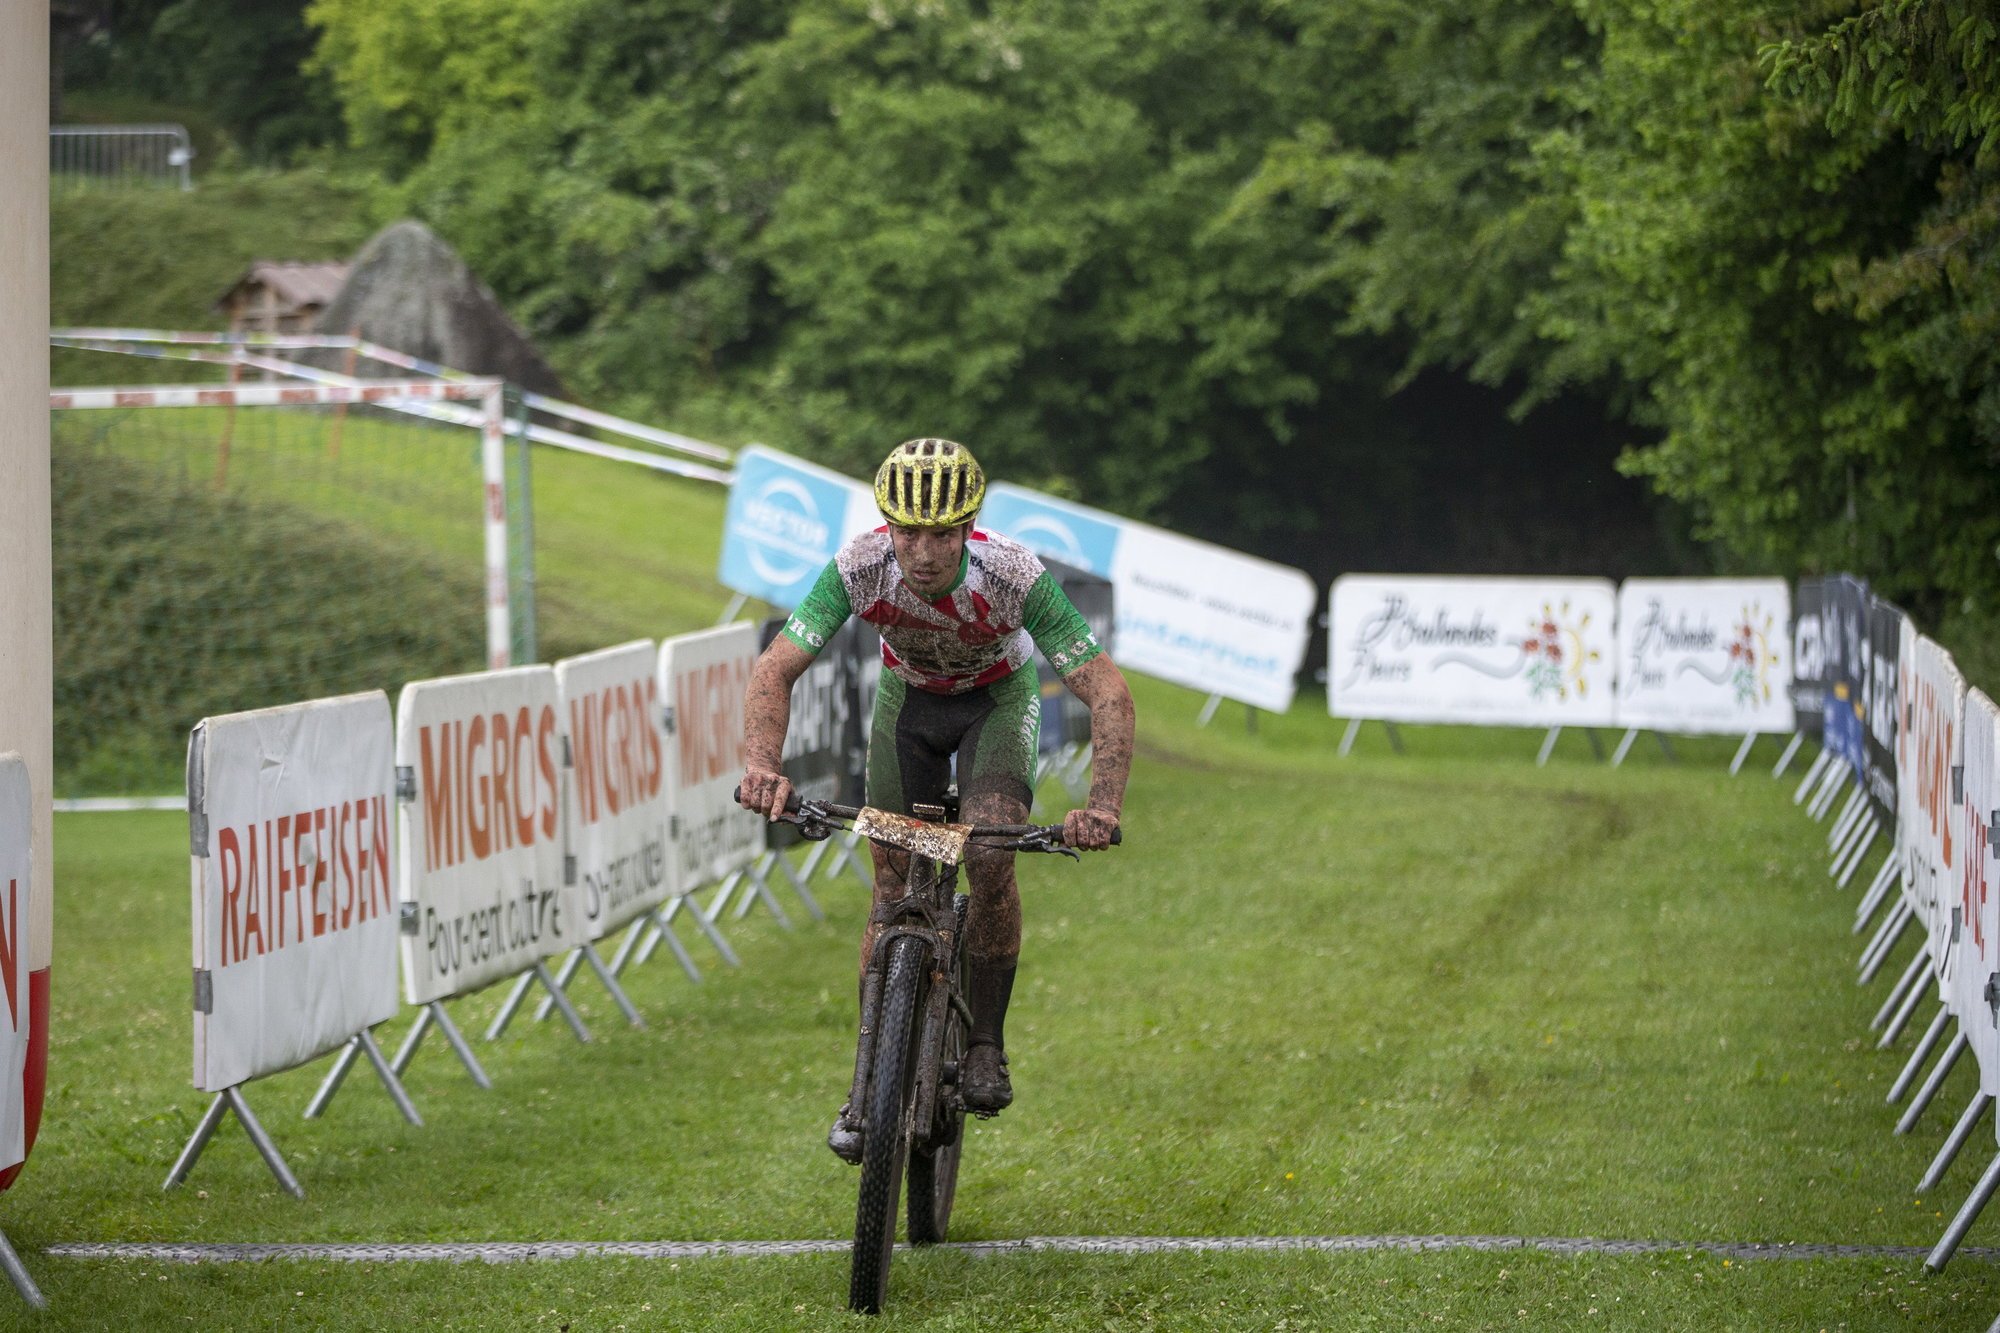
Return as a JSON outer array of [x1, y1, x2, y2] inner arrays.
[[7, 681, 1999, 1328]]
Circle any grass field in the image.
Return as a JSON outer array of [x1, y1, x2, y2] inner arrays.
[[6, 682, 2000, 1329]]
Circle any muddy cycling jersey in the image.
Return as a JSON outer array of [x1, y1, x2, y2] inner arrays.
[[781, 528, 1102, 694]]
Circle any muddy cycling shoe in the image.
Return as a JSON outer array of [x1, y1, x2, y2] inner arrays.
[[827, 1102, 864, 1165], [960, 1041, 1013, 1116]]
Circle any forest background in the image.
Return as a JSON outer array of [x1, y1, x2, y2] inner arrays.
[[47, 0, 2000, 630]]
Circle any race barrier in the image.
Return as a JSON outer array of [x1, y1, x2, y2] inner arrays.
[[0, 756, 43, 1308], [171, 693, 411, 1198], [1611, 578, 1794, 769]]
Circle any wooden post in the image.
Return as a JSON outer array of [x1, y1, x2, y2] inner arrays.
[[327, 327, 360, 459]]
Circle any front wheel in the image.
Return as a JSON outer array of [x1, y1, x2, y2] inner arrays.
[[849, 936, 926, 1314], [908, 893, 970, 1243]]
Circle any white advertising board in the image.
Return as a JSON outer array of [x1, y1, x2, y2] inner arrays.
[[660, 624, 767, 888], [396, 667, 580, 1005], [1612, 579, 1795, 734], [1897, 635, 1967, 1001], [979, 484, 1315, 711], [188, 693, 399, 1093], [717, 445, 878, 609], [556, 641, 673, 942], [1328, 576, 1618, 727], [1956, 691, 2000, 1100], [0, 756, 32, 1171]]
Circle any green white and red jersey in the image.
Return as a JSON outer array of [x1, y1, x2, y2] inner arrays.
[[782, 528, 1102, 694]]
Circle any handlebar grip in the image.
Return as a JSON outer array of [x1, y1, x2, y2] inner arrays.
[[1110, 828, 1122, 846], [731, 784, 800, 813]]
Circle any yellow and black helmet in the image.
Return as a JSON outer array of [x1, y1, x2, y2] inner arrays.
[[874, 438, 986, 528]]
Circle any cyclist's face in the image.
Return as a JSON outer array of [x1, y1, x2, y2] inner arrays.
[[890, 522, 970, 597]]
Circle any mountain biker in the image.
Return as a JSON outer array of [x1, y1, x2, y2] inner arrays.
[[737, 438, 1135, 1163]]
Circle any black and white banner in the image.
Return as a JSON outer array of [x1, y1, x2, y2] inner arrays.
[[1865, 599, 1907, 825], [396, 667, 580, 1005], [555, 642, 672, 942], [1790, 579, 1825, 738], [1328, 576, 1618, 727], [188, 693, 399, 1092], [1826, 575, 1872, 776], [1612, 579, 1794, 734]]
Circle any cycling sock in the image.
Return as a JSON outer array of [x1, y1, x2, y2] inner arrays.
[[966, 955, 1017, 1051]]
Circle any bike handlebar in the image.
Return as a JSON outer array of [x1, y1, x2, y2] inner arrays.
[[731, 786, 1121, 847]]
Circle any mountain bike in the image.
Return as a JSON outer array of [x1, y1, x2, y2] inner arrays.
[[745, 788, 1118, 1314]]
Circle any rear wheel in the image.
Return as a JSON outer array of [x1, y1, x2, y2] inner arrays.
[[908, 892, 971, 1244], [849, 936, 926, 1314]]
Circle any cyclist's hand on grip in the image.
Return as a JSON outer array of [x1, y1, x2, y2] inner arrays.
[[1062, 806, 1120, 851], [738, 768, 795, 822]]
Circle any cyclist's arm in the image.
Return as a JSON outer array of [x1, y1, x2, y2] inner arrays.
[[741, 637, 816, 820], [1056, 654, 1134, 850], [742, 560, 852, 820]]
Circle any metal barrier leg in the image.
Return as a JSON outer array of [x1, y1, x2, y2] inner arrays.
[[390, 1004, 435, 1075], [1859, 904, 1916, 985], [1827, 788, 1866, 850], [1337, 717, 1362, 757], [1926, 1149, 2000, 1272], [581, 943, 645, 1027], [530, 947, 589, 1025], [163, 1091, 231, 1191], [1772, 732, 1805, 779], [1536, 727, 1562, 767], [1899, 1032, 1966, 1135], [682, 892, 743, 967], [1854, 856, 1901, 935], [1921, 1093, 1992, 1193], [229, 1086, 305, 1199], [1873, 951, 1931, 1031], [644, 906, 704, 983], [773, 849, 826, 921], [1610, 728, 1639, 767], [430, 1002, 491, 1089], [1891, 1007, 1954, 1103], [1879, 973, 1931, 1048], [487, 967, 537, 1039], [534, 961, 591, 1043], [0, 1227, 45, 1310], [1837, 823, 1881, 887], [303, 1037, 363, 1119], [1729, 732, 1757, 775], [356, 1028, 423, 1126], [1793, 747, 1831, 803]]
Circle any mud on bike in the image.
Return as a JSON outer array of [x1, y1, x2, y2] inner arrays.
[[745, 788, 1118, 1314]]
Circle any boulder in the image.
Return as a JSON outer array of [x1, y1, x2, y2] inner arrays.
[[316, 220, 565, 397]]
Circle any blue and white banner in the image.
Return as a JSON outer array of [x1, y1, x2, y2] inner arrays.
[[980, 484, 1315, 712], [718, 446, 877, 610]]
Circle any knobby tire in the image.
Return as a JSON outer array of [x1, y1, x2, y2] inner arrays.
[[849, 935, 926, 1314], [908, 892, 971, 1244]]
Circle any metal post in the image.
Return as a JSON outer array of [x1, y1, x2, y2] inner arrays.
[[1810, 768, 1851, 821], [1729, 732, 1757, 775], [1654, 732, 1677, 762], [303, 1037, 363, 1119], [529, 947, 590, 1025], [639, 905, 704, 983], [479, 383, 511, 669], [507, 385, 538, 665], [1860, 903, 1916, 984], [1610, 728, 1640, 767], [1584, 728, 1606, 762], [225, 1087, 306, 1199], [1837, 823, 1881, 888], [1926, 1149, 2000, 1272], [163, 1091, 231, 1191], [1337, 717, 1362, 757], [1854, 856, 1901, 935], [580, 944, 644, 1027], [1535, 727, 1561, 767], [1826, 788, 1866, 850], [389, 1004, 434, 1074], [1879, 973, 1931, 1048], [488, 968, 539, 1040], [429, 1002, 490, 1089], [734, 857, 793, 927], [355, 1029, 423, 1126], [1793, 746, 1831, 803], [533, 961, 591, 1043], [0, 1227, 45, 1310], [1772, 732, 1805, 778], [1873, 951, 1932, 1031], [1899, 1032, 1965, 1135], [1921, 1093, 1992, 1193], [683, 891, 743, 966], [1828, 810, 1870, 876], [716, 590, 749, 625], [1195, 693, 1224, 727], [1891, 1007, 1954, 1104], [1383, 722, 1405, 755]]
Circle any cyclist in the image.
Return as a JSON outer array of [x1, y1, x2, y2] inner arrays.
[[737, 438, 1135, 1162]]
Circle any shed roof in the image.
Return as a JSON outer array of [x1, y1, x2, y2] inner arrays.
[[216, 261, 350, 312]]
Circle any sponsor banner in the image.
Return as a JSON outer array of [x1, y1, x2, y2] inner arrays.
[[395, 667, 578, 1005], [0, 757, 31, 1171], [660, 624, 768, 888], [188, 693, 398, 1093], [1896, 635, 1967, 1001], [556, 642, 672, 941], [1790, 579, 1824, 737], [1327, 576, 1618, 727], [1957, 691, 2000, 1101], [1825, 574, 1871, 776], [717, 446, 877, 610], [1611, 579, 1794, 734], [758, 617, 866, 849], [1037, 559, 1116, 754], [1865, 599, 1907, 825], [980, 484, 1314, 712]]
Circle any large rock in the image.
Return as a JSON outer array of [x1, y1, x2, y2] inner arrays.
[[316, 221, 565, 398]]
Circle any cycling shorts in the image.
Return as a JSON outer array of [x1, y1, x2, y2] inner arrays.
[[866, 666, 1040, 817]]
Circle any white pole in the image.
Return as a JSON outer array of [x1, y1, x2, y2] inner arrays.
[[481, 384, 512, 668], [0, 0, 53, 1120]]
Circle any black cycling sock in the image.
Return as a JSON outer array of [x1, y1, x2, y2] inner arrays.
[[966, 955, 1017, 1051]]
